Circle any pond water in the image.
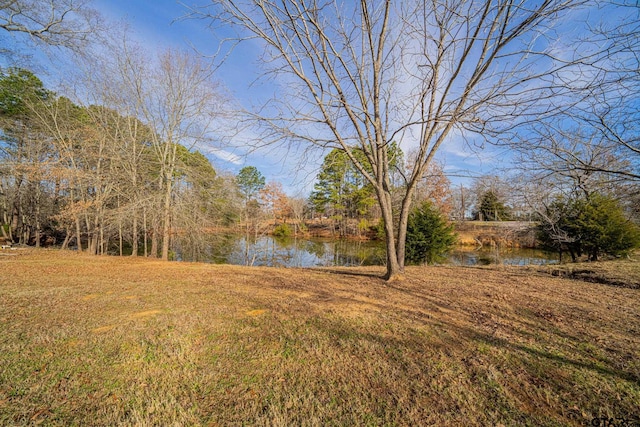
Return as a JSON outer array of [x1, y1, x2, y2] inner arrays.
[[174, 234, 558, 267]]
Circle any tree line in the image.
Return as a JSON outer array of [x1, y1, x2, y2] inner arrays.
[[1, 65, 638, 263], [1, 0, 639, 274], [191, 0, 639, 279], [0, 67, 240, 258]]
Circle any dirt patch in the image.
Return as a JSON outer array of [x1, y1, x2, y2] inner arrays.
[[540, 257, 640, 289]]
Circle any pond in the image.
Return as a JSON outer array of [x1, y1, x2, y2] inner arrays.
[[174, 234, 558, 267]]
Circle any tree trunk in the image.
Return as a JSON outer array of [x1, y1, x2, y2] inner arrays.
[[88, 222, 98, 254], [396, 208, 408, 272], [22, 225, 29, 245], [161, 173, 172, 261], [131, 213, 138, 257], [84, 212, 94, 253], [99, 224, 105, 255], [11, 203, 19, 241], [143, 206, 148, 257], [34, 184, 41, 248], [61, 227, 71, 250], [118, 217, 123, 256], [1, 200, 11, 241], [75, 216, 82, 252], [91, 209, 101, 255], [150, 216, 159, 258], [377, 187, 402, 280], [396, 180, 420, 273]]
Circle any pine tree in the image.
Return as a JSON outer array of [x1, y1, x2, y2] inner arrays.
[[405, 201, 457, 265], [476, 190, 510, 221], [538, 193, 640, 261]]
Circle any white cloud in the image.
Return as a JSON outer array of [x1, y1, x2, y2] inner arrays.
[[198, 145, 243, 165], [210, 149, 243, 165]]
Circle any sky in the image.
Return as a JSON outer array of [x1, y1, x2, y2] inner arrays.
[[88, 0, 510, 195], [89, 0, 318, 195], [0, 0, 537, 196]]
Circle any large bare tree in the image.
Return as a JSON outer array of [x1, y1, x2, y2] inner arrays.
[[510, 82, 639, 188], [0, 0, 100, 55], [104, 43, 221, 260], [77, 38, 157, 257], [506, 1, 639, 194], [190, 0, 604, 279]]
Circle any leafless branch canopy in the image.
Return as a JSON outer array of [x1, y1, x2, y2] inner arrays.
[[187, 0, 627, 277], [0, 0, 100, 51], [502, 0, 639, 187], [191, 0, 598, 182]]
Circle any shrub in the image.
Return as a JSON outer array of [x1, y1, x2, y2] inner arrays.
[[296, 222, 308, 233], [273, 223, 293, 238], [538, 193, 640, 261], [405, 201, 457, 265]]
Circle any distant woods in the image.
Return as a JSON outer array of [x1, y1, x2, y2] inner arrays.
[[0, 67, 237, 257], [0, 0, 638, 267], [1, 64, 638, 263]]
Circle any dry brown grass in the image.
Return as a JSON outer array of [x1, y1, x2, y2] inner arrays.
[[533, 255, 640, 289], [1, 249, 639, 426]]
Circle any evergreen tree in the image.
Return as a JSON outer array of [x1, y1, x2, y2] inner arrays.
[[405, 201, 457, 265], [476, 190, 510, 221], [309, 148, 377, 236], [310, 143, 403, 236], [236, 166, 266, 238], [236, 166, 265, 203], [310, 148, 376, 218], [538, 193, 640, 261]]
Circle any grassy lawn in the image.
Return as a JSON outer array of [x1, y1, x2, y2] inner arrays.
[[1, 249, 639, 426]]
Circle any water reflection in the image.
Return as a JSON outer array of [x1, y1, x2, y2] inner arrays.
[[448, 248, 558, 266], [174, 234, 557, 267]]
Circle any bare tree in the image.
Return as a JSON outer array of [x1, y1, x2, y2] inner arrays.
[[109, 45, 221, 260], [507, 0, 639, 191], [510, 99, 639, 193], [189, 0, 599, 279], [76, 39, 156, 257], [24, 91, 110, 253], [0, 0, 100, 56], [566, 1, 639, 182], [512, 124, 633, 199], [407, 159, 453, 217], [451, 184, 472, 222], [289, 195, 308, 232]]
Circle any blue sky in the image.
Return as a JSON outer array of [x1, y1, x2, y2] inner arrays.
[[89, 0, 507, 194], [92, 0, 314, 194], [0, 0, 518, 195]]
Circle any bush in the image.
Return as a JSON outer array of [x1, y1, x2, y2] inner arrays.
[[405, 201, 457, 265], [296, 222, 308, 233], [357, 219, 370, 233], [538, 193, 640, 261], [273, 223, 293, 238]]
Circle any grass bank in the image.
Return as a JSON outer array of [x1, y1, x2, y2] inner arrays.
[[1, 249, 639, 426]]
